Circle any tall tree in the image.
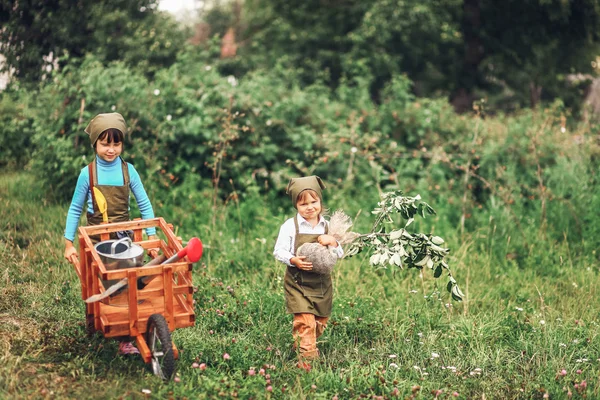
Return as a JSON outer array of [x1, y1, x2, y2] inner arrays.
[[475, 0, 600, 109], [238, 0, 600, 110], [240, 0, 372, 86], [0, 0, 186, 83]]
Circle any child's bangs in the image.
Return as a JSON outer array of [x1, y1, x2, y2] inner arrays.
[[297, 189, 320, 203], [98, 128, 124, 144]]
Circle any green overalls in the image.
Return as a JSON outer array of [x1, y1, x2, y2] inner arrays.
[[87, 158, 131, 242], [284, 216, 333, 317]]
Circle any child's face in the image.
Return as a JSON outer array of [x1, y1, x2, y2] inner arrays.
[[96, 138, 123, 162], [297, 192, 321, 221]]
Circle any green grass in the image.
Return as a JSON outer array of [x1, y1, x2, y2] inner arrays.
[[1, 172, 599, 399]]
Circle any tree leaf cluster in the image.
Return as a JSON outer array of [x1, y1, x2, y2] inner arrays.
[[232, 0, 600, 112], [0, 0, 187, 83], [345, 191, 464, 301]]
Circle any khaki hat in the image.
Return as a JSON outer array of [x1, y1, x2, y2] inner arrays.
[[85, 113, 127, 147], [286, 176, 326, 208]]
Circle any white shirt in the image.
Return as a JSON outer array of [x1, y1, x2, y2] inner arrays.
[[273, 214, 344, 266]]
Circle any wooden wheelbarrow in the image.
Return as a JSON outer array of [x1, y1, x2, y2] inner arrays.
[[69, 218, 203, 379]]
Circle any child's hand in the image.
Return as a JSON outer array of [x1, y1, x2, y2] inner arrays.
[[64, 240, 79, 265], [317, 234, 338, 247], [291, 256, 313, 271]]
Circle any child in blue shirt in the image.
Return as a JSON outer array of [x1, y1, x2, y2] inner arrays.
[[63, 112, 156, 354]]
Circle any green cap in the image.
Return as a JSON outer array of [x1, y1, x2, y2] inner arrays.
[[85, 113, 127, 147], [286, 175, 326, 208]]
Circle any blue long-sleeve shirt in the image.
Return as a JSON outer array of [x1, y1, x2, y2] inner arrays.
[[64, 156, 156, 241]]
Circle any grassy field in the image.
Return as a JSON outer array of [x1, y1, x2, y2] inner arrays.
[[1, 171, 599, 399]]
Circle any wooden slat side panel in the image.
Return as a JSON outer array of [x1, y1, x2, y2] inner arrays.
[[158, 218, 184, 252], [101, 312, 194, 338], [79, 218, 161, 235], [91, 261, 101, 331], [164, 266, 175, 330], [103, 261, 190, 280], [127, 270, 139, 337]]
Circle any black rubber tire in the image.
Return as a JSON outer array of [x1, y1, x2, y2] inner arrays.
[[146, 314, 175, 380]]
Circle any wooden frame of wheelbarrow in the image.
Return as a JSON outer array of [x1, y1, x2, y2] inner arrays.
[[70, 217, 195, 369]]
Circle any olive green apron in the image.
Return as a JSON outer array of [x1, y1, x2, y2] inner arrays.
[[87, 158, 131, 243], [284, 216, 333, 317]]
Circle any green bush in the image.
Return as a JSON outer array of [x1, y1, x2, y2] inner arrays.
[[0, 90, 35, 169], [3, 50, 597, 271]]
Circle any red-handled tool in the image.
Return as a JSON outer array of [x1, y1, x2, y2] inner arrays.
[[85, 237, 203, 303], [168, 237, 203, 264]]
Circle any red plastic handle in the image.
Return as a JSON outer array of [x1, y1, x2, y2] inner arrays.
[[177, 237, 203, 262]]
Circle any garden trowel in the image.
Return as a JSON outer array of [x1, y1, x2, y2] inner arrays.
[[93, 187, 109, 223]]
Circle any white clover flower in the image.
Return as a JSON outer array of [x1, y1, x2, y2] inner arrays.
[[540, 320, 546, 325], [205, 65, 212, 71], [154, 89, 160, 96], [561, 127, 566, 133], [389, 354, 397, 359], [351, 147, 358, 153], [227, 75, 238, 86], [142, 389, 151, 394], [166, 114, 172, 121], [413, 365, 421, 370], [111, 105, 116, 111], [515, 307, 523, 311], [266, 119, 272, 126], [409, 290, 418, 294], [389, 363, 399, 369], [431, 352, 440, 358], [559, 343, 566, 347]]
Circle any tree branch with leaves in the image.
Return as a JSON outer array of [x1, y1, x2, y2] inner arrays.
[[345, 191, 464, 301]]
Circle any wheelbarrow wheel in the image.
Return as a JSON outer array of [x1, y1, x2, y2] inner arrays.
[[146, 314, 175, 380]]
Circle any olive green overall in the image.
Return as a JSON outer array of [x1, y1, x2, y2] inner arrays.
[[86, 158, 131, 243], [284, 216, 333, 317], [284, 216, 332, 361]]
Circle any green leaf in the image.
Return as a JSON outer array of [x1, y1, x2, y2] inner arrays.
[[431, 236, 444, 245], [434, 264, 443, 278], [389, 230, 402, 240]]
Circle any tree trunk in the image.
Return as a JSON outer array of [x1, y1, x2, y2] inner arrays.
[[529, 82, 542, 108], [451, 0, 484, 113]]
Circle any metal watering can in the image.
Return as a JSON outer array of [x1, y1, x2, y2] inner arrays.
[[94, 237, 145, 289]]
